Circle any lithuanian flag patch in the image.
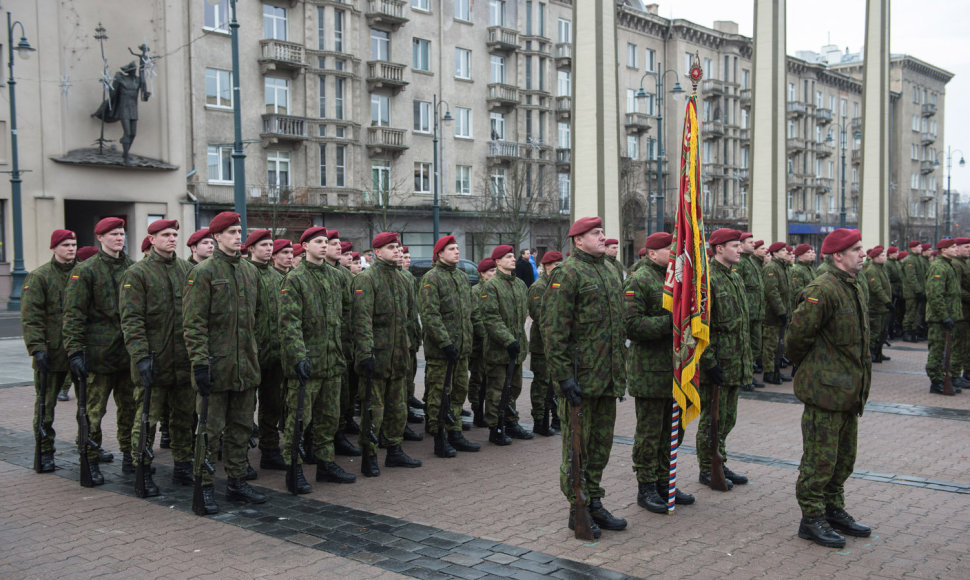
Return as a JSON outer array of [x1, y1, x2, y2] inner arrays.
[[354, 288, 363, 294], [187, 279, 194, 286], [551, 282, 561, 290], [806, 297, 819, 304]]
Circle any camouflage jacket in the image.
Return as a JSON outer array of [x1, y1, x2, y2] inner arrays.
[[21, 257, 75, 371], [623, 259, 673, 398], [901, 253, 926, 298], [885, 259, 903, 298], [351, 257, 411, 378], [790, 262, 816, 301], [420, 261, 474, 359], [527, 275, 550, 355], [629, 258, 646, 274], [541, 249, 626, 397], [400, 268, 422, 352], [471, 281, 488, 354], [786, 267, 871, 415], [700, 259, 753, 387], [925, 255, 963, 323], [328, 262, 354, 361], [605, 255, 625, 285], [863, 261, 892, 315], [120, 249, 193, 386], [251, 260, 283, 367], [279, 260, 344, 379], [762, 258, 791, 324], [182, 248, 261, 392], [734, 252, 765, 321], [959, 258, 970, 306], [480, 270, 528, 366], [62, 250, 134, 373]]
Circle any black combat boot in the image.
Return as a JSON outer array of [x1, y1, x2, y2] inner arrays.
[[448, 431, 481, 452], [637, 483, 667, 514], [199, 485, 219, 515], [741, 383, 755, 392], [408, 395, 426, 410], [461, 408, 472, 417], [172, 461, 193, 486], [473, 409, 488, 428], [385, 445, 422, 468], [317, 461, 356, 483], [929, 382, 946, 395], [137, 471, 160, 498], [825, 507, 871, 537], [723, 466, 749, 485], [658, 482, 695, 505], [751, 376, 766, 389], [159, 425, 171, 449], [753, 361, 763, 373], [39, 451, 55, 473], [285, 464, 312, 495], [403, 425, 424, 441], [88, 461, 105, 486], [953, 376, 970, 391], [433, 433, 457, 458], [532, 420, 556, 437], [699, 471, 733, 490], [361, 455, 381, 478], [798, 515, 845, 548], [588, 498, 627, 531], [122, 451, 135, 474], [334, 432, 362, 456], [260, 448, 287, 470], [407, 409, 424, 424], [780, 373, 793, 382], [763, 372, 782, 385], [505, 422, 535, 440], [343, 415, 361, 435], [551, 416, 561, 432], [245, 460, 258, 480], [226, 477, 267, 504], [567, 505, 601, 539], [489, 427, 511, 446], [57, 389, 70, 402], [97, 447, 114, 463]]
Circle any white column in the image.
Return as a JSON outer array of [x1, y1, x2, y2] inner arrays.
[[859, 0, 891, 246]]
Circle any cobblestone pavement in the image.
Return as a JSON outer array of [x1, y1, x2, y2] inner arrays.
[[2, 333, 969, 579]]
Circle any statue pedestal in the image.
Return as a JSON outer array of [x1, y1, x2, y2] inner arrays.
[[51, 148, 177, 171]]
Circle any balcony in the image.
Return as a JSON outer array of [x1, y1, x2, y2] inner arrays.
[[816, 177, 834, 193], [922, 103, 937, 117], [365, 0, 408, 29], [919, 189, 936, 202], [702, 120, 725, 139], [261, 114, 308, 145], [702, 79, 725, 97], [921, 160, 938, 174], [851, 149, 861, 165], [365, 126, 408, 155], [816, 108, 833, 125], [487, 140, 520, 162], [815, 141, 834, 158], [737, 168, 749, 183], [851, 182, 860, 194], [786, 137, 806, 151], [625, 112, 652, 133], [921, 132, 937, 145], [702, 163, 725, 182], [556, 148, 571, 168], [555, 95, 571, 119], [555, 43, 572, 69], [486, 26, 519, 52], [487, 83, 519, 109], [786, 101, 807, 117], [740, 89, 751, 108], [850, 116, 862, 134], [739, 128, 750, 142], [366, 60, 408, 93], [258, 40, 307, 76]]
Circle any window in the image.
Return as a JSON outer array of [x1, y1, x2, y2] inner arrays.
[[645, 48, 656, 72], [490, 169, 507, 196], [788, 82, 796, 101], [205, 68, 232, 109], [490, 112, 505, 140], [334, 78, 345, 119], [490, 55, 506, 83], [685, 53, 693, 75], [525, 56, 532, 89], [267, 151, 290, 193], [538, 57, 546, 92], [335, 145, 346, 187], [204, 0, 229, 31], [371, 29, 389, 61], [412, 0, 430, 11], [373, 161, 391, 206], [263, 4, 287, 40], [412, 38, 430, 71], [740, 147, 749, 168], [319, 145, 327, 187], [704, 57, 713, 79], [911, 173, 919, 189], [642, 92, 656, 116], [627, 136, 638, 159], [911, 143, 919, 160], [557, 18, 572, 43], [334, 9, 345, 52], [317, 7, 325, 49], [830, 95, 836, 112], [740, 108, 749, 129], [371, 94, 390, 126], [626, 89, 638, 114], [526, 1, 533, 34], [741, 69, 750, 90], [646, 138, 657, 160], [455, 107, 472, 137], [265, 77, 289, 114], [538, 2, 546, 36], [455, 0, 470, 21], [913, 86, 919, 103], [207, 145, 233, 183], [787, 119, 796, 139], [557, 70, 571, 96], [413, 100, 431, 133], [318, 76, 326, 117], [456, 165, 472, 194], [558, 174, 570, 212], [816, 90, 824, 109], [627, 43, 637, 68], [455, 48, 471, 79], [414, 163, 432, 193], [558, 122, 570, 148], [489, 0, 505, 26]]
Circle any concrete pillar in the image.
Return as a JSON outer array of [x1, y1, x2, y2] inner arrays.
[[571, 0, 620, 236], [749, 0, 787, 242], [859, 0, 891, 246]]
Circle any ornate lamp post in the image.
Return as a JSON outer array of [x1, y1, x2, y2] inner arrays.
[[637, 63, 684, 234], [432, 94, 452, 241]]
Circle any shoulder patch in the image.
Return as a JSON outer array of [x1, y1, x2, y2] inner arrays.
[[281, 288, 288, 294], [123, 283, 131, 290], [354, 288, 363, 294], [768, 273, 774, 277], [551, 282, 561, 289], [70, 275, 80, 281], [186, 279, 194, 286], [806, 297, 819, 304], [934, 274, 942, 279], [423, 284, 431, 289], [624, 290, 635, 301]]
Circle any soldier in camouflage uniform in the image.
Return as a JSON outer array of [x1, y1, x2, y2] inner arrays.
[[952, 238, 970, 383], [790, 244, 817, 300], [182, 212, 266, 514], [278, 227, 356, 494], [736, 234, 765, 375], [63, 217, 136, 485], [272, 239, 293, 275], [786, 228, 872, 548], [624, 232, 695, 513], [901, 241, 926, 341], [862, 246, 893, 363], [399, 246, 425, 440], [420, 235, 481, 457], [468, 258, 496, 427], [698, 229, 753, 490], [925, 238, 964, 394], [325, 232, 361, 456], [762, 242, 792, 384], [884, 246, 903, 339], [604, 238, 624, 284], [22, 229, 77, 473], [629, 247, 647, 274], [120, 220, 194, 496], [187, 228, 214, 266], [528, 250, 562, 437], [480, 245, 533, 445], [542, 217, 627, 537], [352, 232, 422, 476]]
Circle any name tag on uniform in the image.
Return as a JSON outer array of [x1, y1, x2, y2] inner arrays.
[[836, 307, 854, 314], [212, 279, 229, 286], [579, 284, 598, 294]]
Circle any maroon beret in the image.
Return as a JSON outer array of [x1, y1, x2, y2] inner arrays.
[[867, 245, 884, 259], [327, 230, 340, 240], [50, 229, 76, 249], [148, 219, 179, 235], [402, 246, 410, 254], [753, 240, 764, 249], [767, 241, 787, 254], [937, 238, 956, 249], [76, 246, 98, 261], [793, 243, 812, 257], [352, 251, 360, 260], [955, 237, 970, 245], [645, 232, 673, 250], [568, 216, 602, 237], [921, 243, 932, 251], [372, 232, 399, 249], [898, 251, 908, 260], [604, 238, 619, 246], [638, 247, 646, 257], [931, 250, 940, 257], [739, 232, 753, 241], [708, 228, 741, 247], [820, 228, 862, 254], [340, 241, 353, 254], [300, 227, 328, 245], [908, 240, 921, 248], [272, 239, 292, 255], [786, 245, 794, 253], [187, 228, 211, 247], [477, 257, 496, 273], [706, 247, 714, 257], [244, 230, 272, 248], [491, 244, 514, 261], [140, 235, 152, 253], [208, 212, 241, 235], [887, 246, 899, 254], [94, 217, 126, 235], [432, 235, 457, 262], [540, 251, 563, 264], [292, 243, 305, 257]]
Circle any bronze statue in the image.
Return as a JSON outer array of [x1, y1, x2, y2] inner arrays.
[[93, 45, 152, 164]]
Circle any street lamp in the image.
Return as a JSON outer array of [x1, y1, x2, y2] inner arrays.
[[432, 94, 452, 241], [637, 63, 684, 234], [825, 116, 860, 229], [5, 12, 35, 312], [943, 146, 965, 237]]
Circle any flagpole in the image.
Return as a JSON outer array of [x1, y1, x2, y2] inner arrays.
[[667, 402, 680, 512]]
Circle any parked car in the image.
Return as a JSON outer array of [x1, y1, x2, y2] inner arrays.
[[409, 258, 480, 285]]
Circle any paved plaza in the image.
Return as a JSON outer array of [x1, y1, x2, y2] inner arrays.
[[1, 318, 969, 579]]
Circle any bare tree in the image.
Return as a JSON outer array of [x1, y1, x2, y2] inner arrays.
[[475, 152, 557, 251]]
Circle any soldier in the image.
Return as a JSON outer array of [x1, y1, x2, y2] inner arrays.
[[187, 228, 214, 265], [885, 246, 904, 339], [735, 232, 766, 386], [292, 243, 304, 268], [863, 246, 893, 363], [22, 229, 77, 473], [76, 246, 98, 262], [340, 241, 354, 268], [542, 216, 627, 537], [399, 246, 425, 438], [786, 228, 872, 548], [762, 242, 793, 384], [468, 258, 496, 427], [901, 241, 926, 342], [698, 229, 753, 490], [420, 235, 481, 457], [272, 239, 293, 275], [352, 232, 422, 476], [752, 240, 767, 267], [324, 230, 361, 456], [120, 219, 194, 496], [953, 238, 970, 383], [925, 238, 964, 394], [790, 244, 817, 300], [182, 211, 266, 513], [528, 250, 563, 437], [350, 252, 362, 275], [140, 236, 152, 258], [480, 245, 533, 445], [630, 247, 647, 274], [278, 226, 357, 494], [63, 217, 136, 484], [604, 238, 624, 283], [625, 231, 696, 512]]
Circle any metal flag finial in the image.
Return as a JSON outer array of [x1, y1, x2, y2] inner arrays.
[[689, 52, 703, 93]]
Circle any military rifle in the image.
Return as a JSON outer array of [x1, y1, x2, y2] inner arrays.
[[73, 349, 96, 488], [134, 352, 156, 497], [568, 348, 594, 540], [192, 363, 215, 515], [288, 372, 307, 494], [476, 367, 487, 423], [774, 321, 786, 376], [33, 352, 49, 474], [360, 370, 379, 465], [541, 379, 556, 435], [495, 357, 516, 438], [708, 382, 730, 491], [435, 358, 458, 456], [943, 330, 955, 396]]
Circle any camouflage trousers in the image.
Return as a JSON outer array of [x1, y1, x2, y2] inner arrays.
[[868, 311, 887, 355], [795, 406, 857, 516], [632, 397, 677, 484], [529, 354, 556, 424], [695, 383, 740, 472], [196, 388, 255, 485], [953, 318, 970, 376], [131, 380, 195, 466], [749, 318, 763, 366], [358, 374, 407, 455], [425, 357, 469, 434], [484, 361, 522, 428], [903, 297, 923, 333], [467, 353, 485, 407], [762, 323, 784, 371], [406, 349, 419, 402], [558, 394, 617, 503], [257, 361, 284, 452], [33, 370, 67, 454], [86, 370, 136, 460], [281, 376, 340, 465], [925, 322, 953, 383], [338, 364, 358, 431]]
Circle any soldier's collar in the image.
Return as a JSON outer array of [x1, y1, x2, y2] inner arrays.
[[375, 257, 400, 270], [573, 248, 603, 264], [52, 256, 75, 271], [150, 248, 176, 264], [214, 248, 240, 263], [98, 249, 128, 265], [249, 258, 269, 270], [435, 260, 457, 271]]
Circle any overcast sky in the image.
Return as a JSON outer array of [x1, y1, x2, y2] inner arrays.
[[656, 0, 969, 198]]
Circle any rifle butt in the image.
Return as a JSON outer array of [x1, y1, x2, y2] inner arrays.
[[709, 384, 730, 491], [34, 368, 48, 473], [192, 395, 210, 515], [943, 331, 955, 396]]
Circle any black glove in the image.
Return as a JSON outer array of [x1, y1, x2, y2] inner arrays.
[[193, 364, 211, 397], [296, 359, 311, 382], [33, 351, 49, 373], [559, 377, 582, 407], [944, 317, 955, 331], [360, 356, 377, 377], [917, 292, 927, 302], [136, 357, 153, 388], [884, 302, 894, 313], [707, 364, 725, 386], [507, 341, 521, 359], [443, 344, 459, 363], [68, 351, 88, 381], [779, 314, 789, 327]]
